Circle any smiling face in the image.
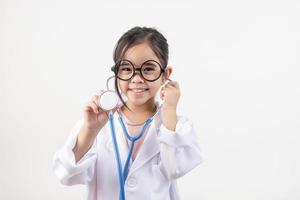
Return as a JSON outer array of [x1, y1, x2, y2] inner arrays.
[[117, 42, 165, 108]]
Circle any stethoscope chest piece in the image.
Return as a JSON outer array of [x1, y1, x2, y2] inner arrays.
[[99, 90, 119, 111]]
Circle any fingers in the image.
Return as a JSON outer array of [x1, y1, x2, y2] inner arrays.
[[161, 80, 179, 91], [94, 90, 104, 96], [88, 101, 100, 114], [160, 80, 180, 101], [166, 80, 179, 88], [85, 90, 122, 116], [93, 90, 106, 106], [84, 90, 105, 114], [93, 90, 104, 102], [160, 89, 165, 100]]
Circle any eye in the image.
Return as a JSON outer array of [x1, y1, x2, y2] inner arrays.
[[142, 61, 159, 73], [143, 66, 155, 71], [118, 60, 133, 72], [120, 66, 132, 72]]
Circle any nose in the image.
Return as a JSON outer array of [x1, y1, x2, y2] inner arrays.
[[131, 71, 144, 83]]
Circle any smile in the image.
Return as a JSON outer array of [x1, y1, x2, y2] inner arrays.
[[129, 88, 149, 93]]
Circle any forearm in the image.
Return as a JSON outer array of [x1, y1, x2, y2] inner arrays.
[[72, 125, 100, 163], [162, 108, 177, 131]]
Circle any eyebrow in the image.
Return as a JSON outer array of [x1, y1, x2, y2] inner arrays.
[[120, 59, 161, 66]]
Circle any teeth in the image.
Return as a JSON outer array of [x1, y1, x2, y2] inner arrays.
[[132, 89, 146, 92]]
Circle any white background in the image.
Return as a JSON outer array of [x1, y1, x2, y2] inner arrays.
[[1, 0, 299, 199]]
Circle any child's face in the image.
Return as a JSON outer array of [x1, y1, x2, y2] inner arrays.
[[117, 42, 167, 107]]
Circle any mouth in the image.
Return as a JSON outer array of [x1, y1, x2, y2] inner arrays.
[[128, 88, 149, 93]]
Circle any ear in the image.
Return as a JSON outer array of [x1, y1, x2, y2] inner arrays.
[[163, 66, 173, 82]]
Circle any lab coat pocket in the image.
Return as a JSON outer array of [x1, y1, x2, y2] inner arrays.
[[151, 164, 170, 199]]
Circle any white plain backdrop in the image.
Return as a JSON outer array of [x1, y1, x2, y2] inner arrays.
[[1, 0, 300, 199]]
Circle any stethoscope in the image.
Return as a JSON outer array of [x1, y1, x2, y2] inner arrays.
[[98, 76, 162, 200]]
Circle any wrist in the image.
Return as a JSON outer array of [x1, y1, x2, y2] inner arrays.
[[162, 108, 177, 131], [162, 105, 177, 112], [82, 124, 102, 136]]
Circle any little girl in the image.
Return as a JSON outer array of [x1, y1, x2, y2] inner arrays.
[[53, 26, 202, 200]]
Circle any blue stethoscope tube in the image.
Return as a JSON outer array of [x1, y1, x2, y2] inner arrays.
[[108, 111, 153, 200]]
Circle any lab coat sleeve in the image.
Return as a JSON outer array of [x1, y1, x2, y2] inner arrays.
[[158, 116, 203, 180], [52, 118, 98, 185]]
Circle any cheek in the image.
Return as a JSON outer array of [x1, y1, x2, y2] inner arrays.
[[148, 82, 163, 93], [118, 81, 128, 93]]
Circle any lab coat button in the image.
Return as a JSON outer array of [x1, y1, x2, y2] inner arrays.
[[127, 177, 137, 188], [175, 169, 180, 175]]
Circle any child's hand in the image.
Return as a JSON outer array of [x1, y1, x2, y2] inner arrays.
[[82, 91, 116, 133], [160, 80, 181, 111]]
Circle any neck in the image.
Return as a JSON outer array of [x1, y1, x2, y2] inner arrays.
[[120, 99, 157, 124], [127, 100, 156, 113]]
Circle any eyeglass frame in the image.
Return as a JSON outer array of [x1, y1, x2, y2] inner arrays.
[[111, 59, 166, 82]]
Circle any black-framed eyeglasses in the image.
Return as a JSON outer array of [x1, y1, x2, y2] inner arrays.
[[111, 59, 166, 82]]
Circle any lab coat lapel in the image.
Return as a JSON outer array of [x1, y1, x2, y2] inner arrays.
[[127, 112, 161, 177]]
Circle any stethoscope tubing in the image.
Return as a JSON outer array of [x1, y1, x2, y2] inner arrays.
[[109, 111, 126, 200], [103, 75, 171, 200], [108, 110, 155, 200]]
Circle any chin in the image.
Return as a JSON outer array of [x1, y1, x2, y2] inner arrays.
[[126, 95, 154, 107], [127, 97, 148, 106]]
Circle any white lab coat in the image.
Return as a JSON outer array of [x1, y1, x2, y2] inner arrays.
[[53, 109, 202, 200]]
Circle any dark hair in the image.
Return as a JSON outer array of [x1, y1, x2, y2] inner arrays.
[[112, 26, 169, 108]]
